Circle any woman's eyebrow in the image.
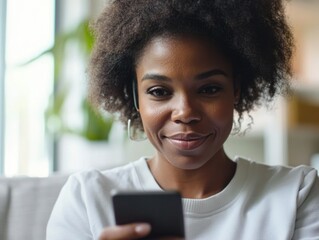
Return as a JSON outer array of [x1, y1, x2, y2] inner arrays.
[[195, 69, 228, 80], [141, 69, 228, 81], [141, 73, 171, 81]]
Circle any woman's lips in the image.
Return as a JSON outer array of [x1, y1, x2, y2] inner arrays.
[[165, 133, 210, 151]]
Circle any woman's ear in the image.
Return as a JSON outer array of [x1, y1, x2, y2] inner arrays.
[[132, 79, 140, 111]]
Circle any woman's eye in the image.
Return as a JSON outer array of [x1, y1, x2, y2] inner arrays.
[[146, 87, 171, 97], [199, 85, 221, 95]]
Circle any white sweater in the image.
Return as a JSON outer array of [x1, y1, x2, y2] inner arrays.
[[47, 158, 319, 240]]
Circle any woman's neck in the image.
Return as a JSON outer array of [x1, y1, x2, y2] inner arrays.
[[147, 149, 236, 199]]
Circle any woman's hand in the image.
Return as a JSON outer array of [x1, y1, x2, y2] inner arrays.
[[99, 223, 184, 240], [99, 223, 151, 240]]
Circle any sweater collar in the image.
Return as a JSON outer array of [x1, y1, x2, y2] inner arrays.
[[133, 157, 250, 215]]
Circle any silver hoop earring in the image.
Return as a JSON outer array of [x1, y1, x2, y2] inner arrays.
[[127, 119, 147, 141]]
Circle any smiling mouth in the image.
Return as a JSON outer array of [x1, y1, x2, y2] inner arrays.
[[165, 133, 211, 151]]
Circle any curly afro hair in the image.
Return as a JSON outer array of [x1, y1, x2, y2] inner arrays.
[[88, 0, 294, 131]]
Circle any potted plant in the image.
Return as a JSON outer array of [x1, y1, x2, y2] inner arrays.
[[26, 19, 114, 140], [26, 19, 120, 172]]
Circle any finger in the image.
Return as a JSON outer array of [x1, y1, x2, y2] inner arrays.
[[99, 223, 151, 240]]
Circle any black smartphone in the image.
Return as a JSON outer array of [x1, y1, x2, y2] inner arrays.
[[112, 190, 185, 239]]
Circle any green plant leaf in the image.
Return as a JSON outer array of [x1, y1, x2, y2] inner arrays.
[[24, 18, 114, 141], [81, 99, 114, 141]]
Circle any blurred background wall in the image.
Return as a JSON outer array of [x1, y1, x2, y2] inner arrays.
[[0, 0, 318, 176]]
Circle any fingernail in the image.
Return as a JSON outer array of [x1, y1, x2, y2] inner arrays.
[[135, 223, 151, 234]]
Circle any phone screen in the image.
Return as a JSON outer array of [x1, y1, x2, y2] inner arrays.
[[112, 190, 185, 239]]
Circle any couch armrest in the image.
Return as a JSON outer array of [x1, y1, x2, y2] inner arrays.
[[0, 175, 68, 240], [0, 182, 9, 240]]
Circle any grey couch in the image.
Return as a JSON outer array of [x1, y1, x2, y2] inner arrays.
[[0, 175, 68, 240]]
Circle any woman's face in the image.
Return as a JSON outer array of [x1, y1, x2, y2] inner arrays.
[[135, 34, 238, 170]]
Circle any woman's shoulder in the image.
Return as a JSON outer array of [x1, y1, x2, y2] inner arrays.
[[237, 157, 318, 197], [237, 157, 317, 179], [63, 157, 148, 190]]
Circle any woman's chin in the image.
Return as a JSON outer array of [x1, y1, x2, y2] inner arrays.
[[166, 155, 213, 171]]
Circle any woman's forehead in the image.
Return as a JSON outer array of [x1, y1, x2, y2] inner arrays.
[[137, 33, 224, 61], [136, 34, 231, 68], [135, 34, 234, 82]]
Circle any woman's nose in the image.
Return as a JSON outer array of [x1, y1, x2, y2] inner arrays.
[[171, 95, 201, 124]]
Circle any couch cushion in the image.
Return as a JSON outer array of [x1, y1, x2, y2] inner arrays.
[[0, 175, 68, 240], [0, 182, 9, 239]]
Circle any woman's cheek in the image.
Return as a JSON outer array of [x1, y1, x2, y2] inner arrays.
[[140, 102, 168, 129], [209, 101, 234, 127]]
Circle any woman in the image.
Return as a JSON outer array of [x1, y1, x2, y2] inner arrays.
[[47, 0, 319, 239]]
